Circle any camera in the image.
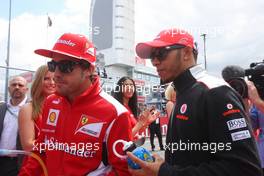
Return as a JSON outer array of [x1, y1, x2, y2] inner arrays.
[[245, 60, 264, 99], [222, 61, 264, 99]]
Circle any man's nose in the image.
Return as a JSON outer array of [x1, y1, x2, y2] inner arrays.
[[54, 66, 63, 75], [54, 68, 63, 82]]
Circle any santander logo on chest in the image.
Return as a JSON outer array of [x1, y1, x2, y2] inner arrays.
[[176, 103, 189, 120]]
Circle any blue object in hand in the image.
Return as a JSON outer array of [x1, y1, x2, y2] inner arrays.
[[127, 147, 153, 169]]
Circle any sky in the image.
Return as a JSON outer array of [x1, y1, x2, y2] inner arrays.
[[0, 0, 264, 96]]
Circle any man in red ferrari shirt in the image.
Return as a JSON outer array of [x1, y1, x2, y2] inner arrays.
[[19, 33, 133, 176]]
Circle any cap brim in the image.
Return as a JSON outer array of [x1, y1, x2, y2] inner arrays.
[[136, 40, 172, 59], [35, 49, 82, 61]]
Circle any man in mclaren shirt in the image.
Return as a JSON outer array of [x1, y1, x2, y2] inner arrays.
[[19, 33, 132, 175], [127, 28, 262, 176]]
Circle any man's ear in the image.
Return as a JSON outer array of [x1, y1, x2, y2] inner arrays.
[[182, 47, 193, 61]]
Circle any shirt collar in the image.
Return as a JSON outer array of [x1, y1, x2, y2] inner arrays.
[[8, 95, 28, 108], [173, 65, 205, 94]]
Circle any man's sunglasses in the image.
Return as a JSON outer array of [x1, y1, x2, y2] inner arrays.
[[47, 60, 90, 73], [150, 44, 186, 61]]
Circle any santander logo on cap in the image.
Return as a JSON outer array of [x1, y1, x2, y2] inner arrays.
[[56, 39, 76, 47], [34, 33, 97, 65]]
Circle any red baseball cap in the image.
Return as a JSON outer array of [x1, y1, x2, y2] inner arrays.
[[136, 28, 196, 58], [35, 33, 96, 66]]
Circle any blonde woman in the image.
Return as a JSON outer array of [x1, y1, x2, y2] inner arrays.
[[165, 83, 176, 118], [18, 65, 55, 152]]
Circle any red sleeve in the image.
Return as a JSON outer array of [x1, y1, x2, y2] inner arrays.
[[107, 112, 133, 176], [18, 100, 48, 176], [130, 114, 137, 128], [18, 152, 45, 176]]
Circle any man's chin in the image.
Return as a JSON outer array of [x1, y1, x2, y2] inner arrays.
[[12, 93, 22, 99], [56, 88, 71, 97], [160, 78, 172, 85], [56, 91, 66, 97]]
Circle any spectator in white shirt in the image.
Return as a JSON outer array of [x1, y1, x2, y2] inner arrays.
[[0, 76, 28, 176]]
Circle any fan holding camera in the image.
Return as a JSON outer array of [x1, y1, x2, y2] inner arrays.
[[222, 63, 264, 172]]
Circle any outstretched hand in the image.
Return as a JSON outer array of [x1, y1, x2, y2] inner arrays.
[[127, 152, 164, 176], [138, 108, 160, 127]]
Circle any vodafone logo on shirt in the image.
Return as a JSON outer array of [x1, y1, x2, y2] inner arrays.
[[176, 104, 189, 121], [223, 103, 240, 117], [227, 103, 233, 109], [180, 104, 187, 114]]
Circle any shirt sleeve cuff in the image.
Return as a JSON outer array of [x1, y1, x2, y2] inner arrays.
[[158, 162, 173, 176]]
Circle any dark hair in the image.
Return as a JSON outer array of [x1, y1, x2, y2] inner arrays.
[[113, 76, 138, 118], [79, 59, 91, 69], [221, 65, 245, 82]]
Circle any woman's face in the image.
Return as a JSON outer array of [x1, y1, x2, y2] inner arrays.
[[42, 71, 56, 96], [122, 79, 135, 99]]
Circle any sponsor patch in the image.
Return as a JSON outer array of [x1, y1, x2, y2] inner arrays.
[[85, 44, 95, 56], [227, 103, 233, 109], [41, 129, 56, 133], [227, 118, 247, 131], [231, 130, 251, 141], [47, 109, 60, 126], [81, 115, 88, 125], [56, 39, 75, 47], [75, 115, 105, 138], [176, 114, 189, 120], [180, 104, 187, 114], [223, 109, 240, 117], [52, 99, 61, 104]]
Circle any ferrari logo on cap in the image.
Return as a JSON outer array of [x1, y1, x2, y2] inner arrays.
[[85, 43, 95, 56]]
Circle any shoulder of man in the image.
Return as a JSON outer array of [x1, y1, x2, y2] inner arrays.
[[0, 102, 7, 136], [0, 102, 7, 113], [99, 91, 129, 117]]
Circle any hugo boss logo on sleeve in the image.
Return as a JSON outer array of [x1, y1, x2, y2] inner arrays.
[[226, 118, 247, 131]]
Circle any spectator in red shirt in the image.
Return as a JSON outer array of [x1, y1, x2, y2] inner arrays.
[[113, 76, 158, 138]]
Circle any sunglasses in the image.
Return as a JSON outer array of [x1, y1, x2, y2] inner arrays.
[[150, 44, 186, 61], [47, 60, 89, 73]]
